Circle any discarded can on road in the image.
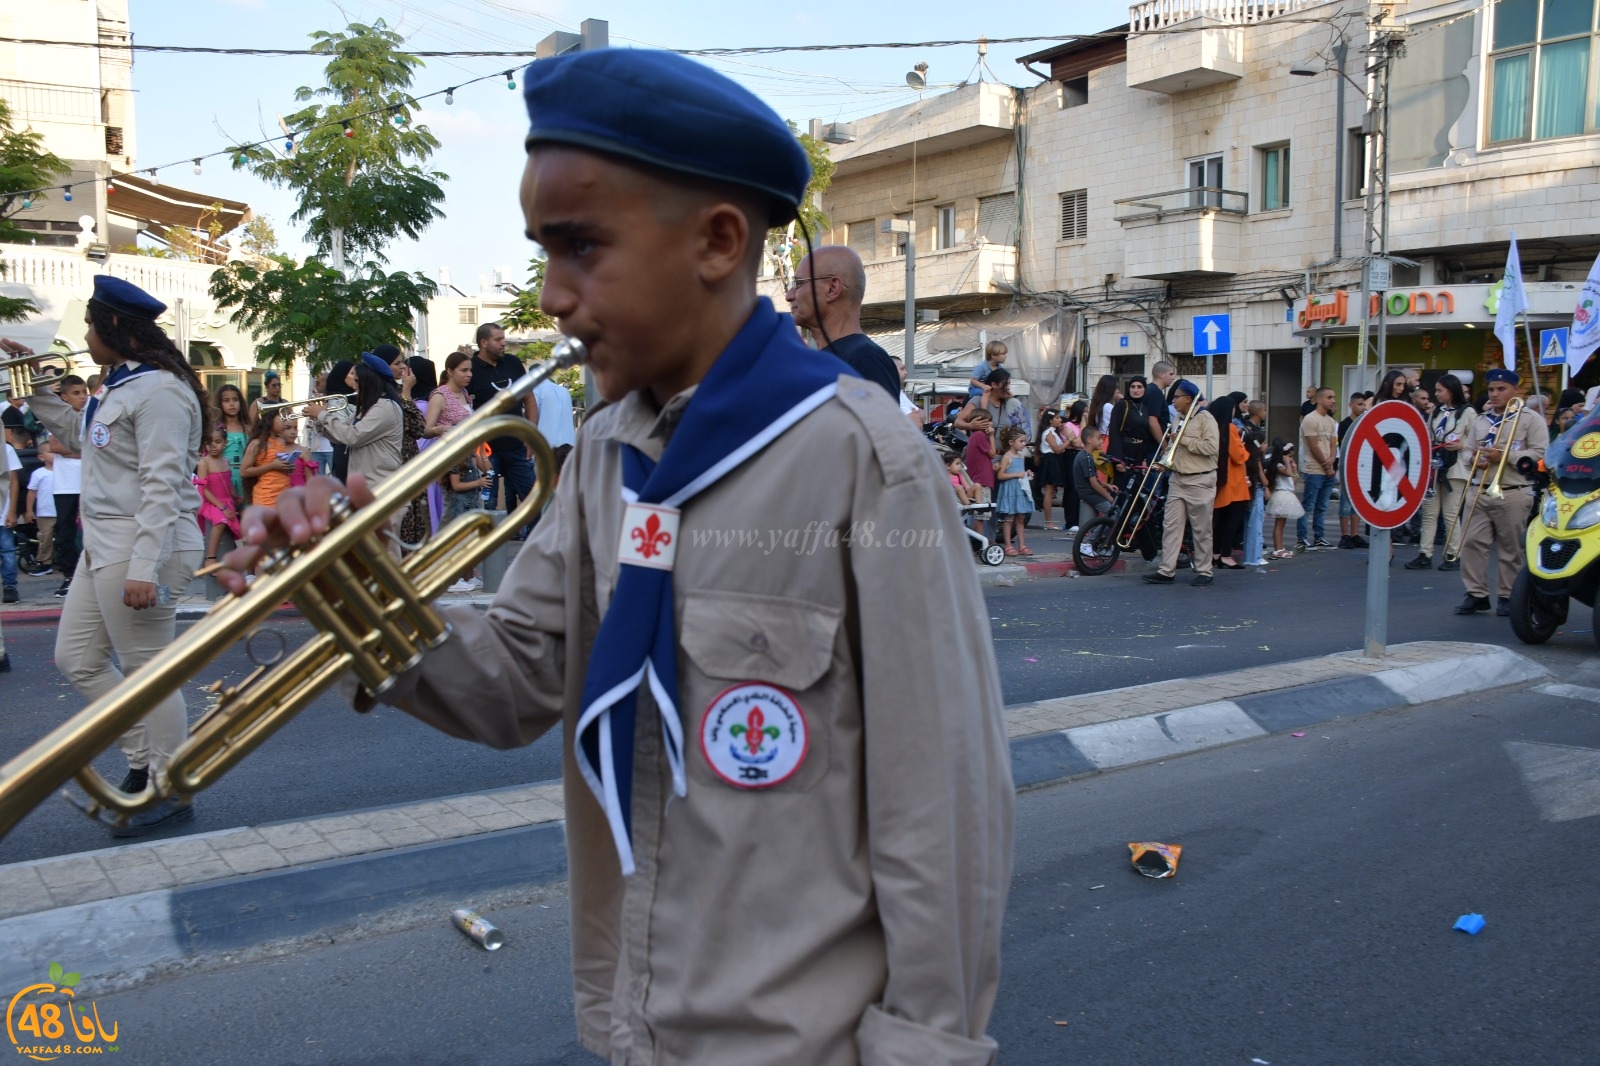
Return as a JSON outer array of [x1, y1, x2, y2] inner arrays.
[[451, 908, 505, 950], [1128, 841, 1183, 879]]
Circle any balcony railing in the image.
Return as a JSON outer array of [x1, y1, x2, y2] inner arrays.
[[1113, 187, 1249, 221], [1129, 0, 1309, 33]]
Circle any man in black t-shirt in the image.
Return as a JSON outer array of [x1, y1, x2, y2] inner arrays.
[[1145, 359, 1177, 444], [466, 321, 539, 536], [784, 246, 900, 401]]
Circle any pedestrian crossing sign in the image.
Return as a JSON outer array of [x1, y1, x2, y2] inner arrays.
[[1540, 327, 1570, 367]]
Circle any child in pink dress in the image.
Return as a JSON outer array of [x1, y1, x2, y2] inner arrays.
[[196, 426, 241, 564]]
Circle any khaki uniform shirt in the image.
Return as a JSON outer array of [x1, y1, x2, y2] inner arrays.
[[372, 375, 1014, 1065], [1167, 407, 1219, 474], [31, 365, 202, 583], [1465, 405, 1548, 488], [316, 399, 403, 487]]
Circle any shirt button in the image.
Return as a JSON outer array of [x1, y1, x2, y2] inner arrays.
[[749, 632, 768, 652]]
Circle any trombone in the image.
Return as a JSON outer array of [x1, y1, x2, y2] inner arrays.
[[258, 392, 356, 417], [0, 348, 83, 391], [0, 338, 587, 839], [1442, 397, 1524, 564], [1115, 404, 1194, 549]]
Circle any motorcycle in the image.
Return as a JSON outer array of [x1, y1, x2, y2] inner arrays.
[[1508, 406, 1600, 648]]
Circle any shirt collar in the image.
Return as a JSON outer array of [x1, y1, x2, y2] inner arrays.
[[591, 385, 699, 462]]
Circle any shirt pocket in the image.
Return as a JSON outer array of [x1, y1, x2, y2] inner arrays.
[[680, 589, 842, 793]]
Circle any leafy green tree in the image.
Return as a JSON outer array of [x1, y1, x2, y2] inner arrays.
[[0, 98, 71, 321], [501, 257, 554, 333], [210, 257, 435, 369], [212, 20, 439, 370], [767, 123, 834, 277]]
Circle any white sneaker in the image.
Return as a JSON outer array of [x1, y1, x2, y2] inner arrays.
[[447, 579, 474, 593], [468, 576, 484, 590], [1067, 525, 1080, 534], [1080, 544, 1097, 557]]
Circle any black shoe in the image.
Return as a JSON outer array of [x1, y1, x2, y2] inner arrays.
[[1337, 536, 1352, 549], [1353, 535, 1371, 548], [1404, 555, 1433, 570], [1438, 559, 1460, 572], [118, 766, 149, 795], [53, 580, 70, 598], [1454, 595, 1491, 615], [110, 798, 193, 838], [1497, 598, 1512, 617], [1191, 574, 1214, 586], [26, 564, 53, 577], [1143, 572, 1176, 584], [0, 655, 9, 674], [2, 585, 15, 604]]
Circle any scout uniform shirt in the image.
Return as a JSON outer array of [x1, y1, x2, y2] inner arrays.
[[1464, 404, 1549, 487], [370, 375, 1015, 1065], [1166, 405, 1220, 473], [30, 364, 202, 582]]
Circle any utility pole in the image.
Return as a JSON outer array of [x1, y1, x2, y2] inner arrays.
[[883, 218, 916, 370], [1354, 26, 1404, 391]]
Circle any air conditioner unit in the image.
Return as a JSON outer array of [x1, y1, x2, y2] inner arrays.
[[823, 122, 857, 145]]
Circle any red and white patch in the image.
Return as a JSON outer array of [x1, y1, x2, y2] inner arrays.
[[618, 501, 678, 571], [88, 422, 112, 449], [699, 683, 809, 789]]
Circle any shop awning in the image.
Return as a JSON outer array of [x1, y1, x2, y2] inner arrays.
[[105, 173, 253, 237]]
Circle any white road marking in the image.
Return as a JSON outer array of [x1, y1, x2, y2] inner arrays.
[[1504, 740, 1600, 822]]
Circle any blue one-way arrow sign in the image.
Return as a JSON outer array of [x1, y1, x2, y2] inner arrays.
[[1192, 313, 1231, 354]]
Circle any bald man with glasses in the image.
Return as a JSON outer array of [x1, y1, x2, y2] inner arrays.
[[785, 245, 900, 401]]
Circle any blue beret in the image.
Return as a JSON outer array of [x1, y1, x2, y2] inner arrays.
[[91, 275, 165, 321], [1175, 379, 1201, 398], [1486, 368, 1520, 385], [359, 352, 395, 380], [522, 49, 811, 225]]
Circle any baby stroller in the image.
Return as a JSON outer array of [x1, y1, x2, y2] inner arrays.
[[961, 501, 1007, 566]]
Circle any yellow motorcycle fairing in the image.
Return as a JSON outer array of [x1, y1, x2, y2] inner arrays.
[[1527, 482, 1600, 580]]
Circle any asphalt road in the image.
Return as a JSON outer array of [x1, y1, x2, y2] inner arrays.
[[3, 545, 1595, 864], [79, 679, 1600, 1064]]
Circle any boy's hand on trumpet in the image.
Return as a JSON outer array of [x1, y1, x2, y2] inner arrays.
[[213, 473, 378, 595]]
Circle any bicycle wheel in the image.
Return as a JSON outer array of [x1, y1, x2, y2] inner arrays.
[[1072, 516, 1120, 576]]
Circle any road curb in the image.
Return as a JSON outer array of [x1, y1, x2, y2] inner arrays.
[[0, 642, 1548, 987]]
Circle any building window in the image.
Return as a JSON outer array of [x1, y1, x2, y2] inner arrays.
[[104, 126, 124, 155], [1174, 353, 1228, 376], [459, 305, 478, 326], [1346, 127, 1368, 199], [1487, 0, 1599, 144], [1058, 76, 1088, 109], [935, 205, 957, 250], [1259, 144, 1291, 210], [1187, 155, 1223, 208], [977, 193, 1016, 245], [1059, 189, 1088, 241], [847, 220, 877, 259]]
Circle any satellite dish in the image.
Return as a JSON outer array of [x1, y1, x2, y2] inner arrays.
[[906, 70, 925, 89]]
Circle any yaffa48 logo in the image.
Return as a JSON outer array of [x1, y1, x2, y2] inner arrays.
[[6, 962, 119, 1061]]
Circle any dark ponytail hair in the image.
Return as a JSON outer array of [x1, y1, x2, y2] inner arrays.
[[354, 362, 400, 418], [87, 299, 211, 442]]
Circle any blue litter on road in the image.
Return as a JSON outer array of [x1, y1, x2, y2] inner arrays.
[[1453, 913, 1486, 935]]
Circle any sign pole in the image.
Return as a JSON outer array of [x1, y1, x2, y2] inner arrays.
[[1206, 352, 1213, 402], [1364, 527, 1390, 658]]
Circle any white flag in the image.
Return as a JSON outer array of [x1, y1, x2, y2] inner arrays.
[[1569, 250, 1600, 376], [1494, 233, 1530, 371]]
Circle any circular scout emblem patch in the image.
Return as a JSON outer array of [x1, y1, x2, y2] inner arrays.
[[699, 683, 809, 789], [89, 422, 112, 449], [1573, 433, 1600, 459]]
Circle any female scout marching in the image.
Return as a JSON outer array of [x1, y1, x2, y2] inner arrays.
[[1, 275, 208, 836]]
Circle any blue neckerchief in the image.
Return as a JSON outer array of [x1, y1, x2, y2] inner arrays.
[[575, 298, 854, 875], [82, 362, 157, 429]]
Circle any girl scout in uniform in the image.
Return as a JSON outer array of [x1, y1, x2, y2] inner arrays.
[[1, 275, 208, 836], [222, 49, 1013, 1065]]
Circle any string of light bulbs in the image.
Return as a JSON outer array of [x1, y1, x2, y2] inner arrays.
[[8, 64, 523, 209]]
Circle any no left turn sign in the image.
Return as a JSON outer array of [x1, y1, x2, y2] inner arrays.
[[1341, 399, 1432, 530]]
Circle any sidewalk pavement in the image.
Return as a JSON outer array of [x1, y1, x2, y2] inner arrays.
[[0, 639, 1551, 989]]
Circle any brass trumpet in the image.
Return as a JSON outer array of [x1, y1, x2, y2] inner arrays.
[[0, 339, 587, 839], [257, 392, 356, 416], [0, 348, 82, 391], [1442, 397, 1524, 564]]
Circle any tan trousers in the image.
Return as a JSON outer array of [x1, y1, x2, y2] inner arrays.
[[1459, 485, 1533, 600], [1416, 477, 1463, 560], [1161, 471, 1216, 578], [55, 550, 203, 777], [33, 516, 54, 566]]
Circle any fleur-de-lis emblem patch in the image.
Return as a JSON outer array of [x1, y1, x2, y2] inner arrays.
[[618, 501, 680, 571], [631, 512, 673, 559]]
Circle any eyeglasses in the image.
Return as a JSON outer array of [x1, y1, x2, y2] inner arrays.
[[784, 275, 838, 293]]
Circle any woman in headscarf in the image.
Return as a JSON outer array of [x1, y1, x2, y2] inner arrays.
[[1209, 394, 1251, 570], [406, 355, 445, 534], [1108, 376, 1153, 484], [324, 359, 356, 483], [377, 344, 430, 550]]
